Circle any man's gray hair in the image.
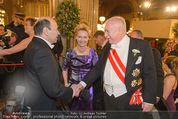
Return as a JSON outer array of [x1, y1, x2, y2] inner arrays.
[[105, 16, 126, 32]]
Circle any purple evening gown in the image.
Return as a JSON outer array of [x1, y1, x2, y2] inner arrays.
[[165, 74, 177, 118], [63, 48, 98, 110]]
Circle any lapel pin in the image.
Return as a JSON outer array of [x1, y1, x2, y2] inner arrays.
[[132, 49, 140, 57]]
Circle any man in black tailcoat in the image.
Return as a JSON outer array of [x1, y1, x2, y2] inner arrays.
[[77, 16, 156, 119], [24, 16, 79, 110]]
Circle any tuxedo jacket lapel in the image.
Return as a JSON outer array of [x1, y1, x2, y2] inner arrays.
[[101, 43, 111, 76], [125, 38, 140, 77], [34, 37, 62, 71]]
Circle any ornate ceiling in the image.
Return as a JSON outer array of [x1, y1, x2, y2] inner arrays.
[[98, 0, 178, 31], [99, 0, 178, 19]]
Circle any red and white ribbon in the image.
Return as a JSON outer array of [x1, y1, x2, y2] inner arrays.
[[108, 48, 126, 84], [129, 87, 143, 105]]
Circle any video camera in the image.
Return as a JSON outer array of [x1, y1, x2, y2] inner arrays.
[[0, 29, 12, 45], [0, 35, 10, 44]]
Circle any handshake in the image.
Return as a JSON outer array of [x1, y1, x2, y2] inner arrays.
[[70, 83, 91, 102]]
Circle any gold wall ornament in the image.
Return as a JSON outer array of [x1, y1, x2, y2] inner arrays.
[[16, 0, 26, 12], [16, 0, 46, 12]]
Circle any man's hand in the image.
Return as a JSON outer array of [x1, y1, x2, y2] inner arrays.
[[142, 102, 153, 112], [70, 84, 80, 97], [76, 83, 84, 92]]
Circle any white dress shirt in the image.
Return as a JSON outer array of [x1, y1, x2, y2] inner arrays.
[[104, 35, 130, 98], [35, 35, 54, 49], [80, 35, 130, 98]]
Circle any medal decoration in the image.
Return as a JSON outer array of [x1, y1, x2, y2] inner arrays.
[[137, 78, 142, 86], [132, 68, 140, 77], [129, 87, 143, 105], [131, 68, 142, 87], [131, 80, 137, 87], [135, 56, 142, 65]]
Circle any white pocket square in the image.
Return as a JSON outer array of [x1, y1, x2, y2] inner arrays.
[[135, 56, 142, 65]]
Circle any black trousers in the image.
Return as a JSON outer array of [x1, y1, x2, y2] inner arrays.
[[104, 92, 152, 119]]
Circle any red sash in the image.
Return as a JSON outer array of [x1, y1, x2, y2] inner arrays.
[[108, 48, 126, 84]]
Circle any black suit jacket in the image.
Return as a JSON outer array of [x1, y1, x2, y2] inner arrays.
[[152, 48, 164, 98], [82, 37, 156, 104], [24, 37, 73, 110]]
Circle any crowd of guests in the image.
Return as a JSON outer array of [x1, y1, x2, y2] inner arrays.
[[0, 13, 177, 119]]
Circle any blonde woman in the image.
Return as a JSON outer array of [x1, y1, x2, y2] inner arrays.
[[62, 23, 98, 110], [163, 55, 178, 118]]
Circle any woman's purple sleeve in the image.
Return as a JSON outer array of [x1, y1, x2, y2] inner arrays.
[[62, 50, 71, 71]]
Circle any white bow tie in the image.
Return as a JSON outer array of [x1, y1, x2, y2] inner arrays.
[[111, 44, 121, 49]]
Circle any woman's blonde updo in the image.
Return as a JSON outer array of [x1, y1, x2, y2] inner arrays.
[[74, 23, 91, 38]]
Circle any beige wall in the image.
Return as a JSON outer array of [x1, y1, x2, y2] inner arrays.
[[133, 19, 178, 39]]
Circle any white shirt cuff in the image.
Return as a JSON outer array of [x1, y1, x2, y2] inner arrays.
[[156, 97, 160, 99], [72, 89, 75, 98], [144, 102, 154, 105], [80, 81, 87, 88]]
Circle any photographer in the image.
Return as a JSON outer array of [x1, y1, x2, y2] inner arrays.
[[0, 31, 17, 49], [0, 31, 24, 95], [0, 31, 24, 63]]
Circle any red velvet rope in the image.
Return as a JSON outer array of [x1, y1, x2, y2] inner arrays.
[[0, 63, 24, 66]]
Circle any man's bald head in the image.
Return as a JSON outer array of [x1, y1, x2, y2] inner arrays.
[[34, 16, 60, 44], [129, 30, 144, 40], [105, 16, 126, 32]]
